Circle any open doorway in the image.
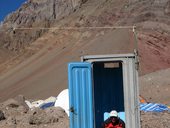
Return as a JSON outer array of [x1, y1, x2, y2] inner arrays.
[[92, 61, 125, 128]]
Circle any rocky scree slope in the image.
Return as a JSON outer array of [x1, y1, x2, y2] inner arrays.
[[0, 0, 87, 51], [0, 0, 87, 74], [0, 0, 170, 75], [0, 0, 136, 101], [0, 0, 170, 100], [118, 0, 170, 74]]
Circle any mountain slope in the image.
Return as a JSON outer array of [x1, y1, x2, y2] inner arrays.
[[140, 68, 170, 104], [0, 0, 170, 101], [0, 0, 87, 51]]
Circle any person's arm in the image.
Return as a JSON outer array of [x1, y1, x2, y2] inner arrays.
[[119, 119, 125, 128]]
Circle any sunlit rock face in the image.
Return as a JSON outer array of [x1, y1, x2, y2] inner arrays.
[[0, 0, 87, 51]]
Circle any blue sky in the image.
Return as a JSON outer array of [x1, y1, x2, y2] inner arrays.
[[0, 0, 26, 21]]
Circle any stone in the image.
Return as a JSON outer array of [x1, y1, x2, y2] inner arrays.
[[0, 110, 5, 121], [28, 107, 68, 125], [3, 99, 20, 108], [14, 95, 29, 112]]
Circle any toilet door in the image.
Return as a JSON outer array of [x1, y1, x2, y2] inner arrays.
[[68, 62, 94, 128]]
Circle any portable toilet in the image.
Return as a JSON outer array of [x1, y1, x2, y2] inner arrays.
[[68, 53, 140, 128]]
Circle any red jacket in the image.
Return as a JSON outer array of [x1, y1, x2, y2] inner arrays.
[[104, 122, 124, 128], [102, 117, 125, 128]]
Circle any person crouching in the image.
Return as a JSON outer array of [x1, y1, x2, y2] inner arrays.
[[102, 110, 125, 128]]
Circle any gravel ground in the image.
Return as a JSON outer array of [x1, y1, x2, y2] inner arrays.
[[141, 111, 170, 128], [0, 95, 169, 128]]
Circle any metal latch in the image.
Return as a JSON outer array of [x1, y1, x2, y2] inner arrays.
[[69, 107, 75, 113]]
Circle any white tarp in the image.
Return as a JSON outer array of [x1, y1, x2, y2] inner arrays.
[[25, 89, 69, 116], [54, 89, 69, 116], [25, 100, 44, 109]]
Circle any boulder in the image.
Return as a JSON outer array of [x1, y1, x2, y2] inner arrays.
[[3, 99, 20, 108], [14, 95, 29, 111], [29, 108, 58, 125], [28, 107, 68, 125], [0, 110, 5, 121]]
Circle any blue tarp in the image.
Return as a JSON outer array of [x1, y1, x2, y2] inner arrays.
[[40, 102, 55, 109], [140, 103, 169, 112]]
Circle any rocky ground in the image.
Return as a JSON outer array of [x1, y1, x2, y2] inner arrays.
[[0, 95, 169, 128], [0, 95, 69, 128], [141, 112, 170, 128]]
